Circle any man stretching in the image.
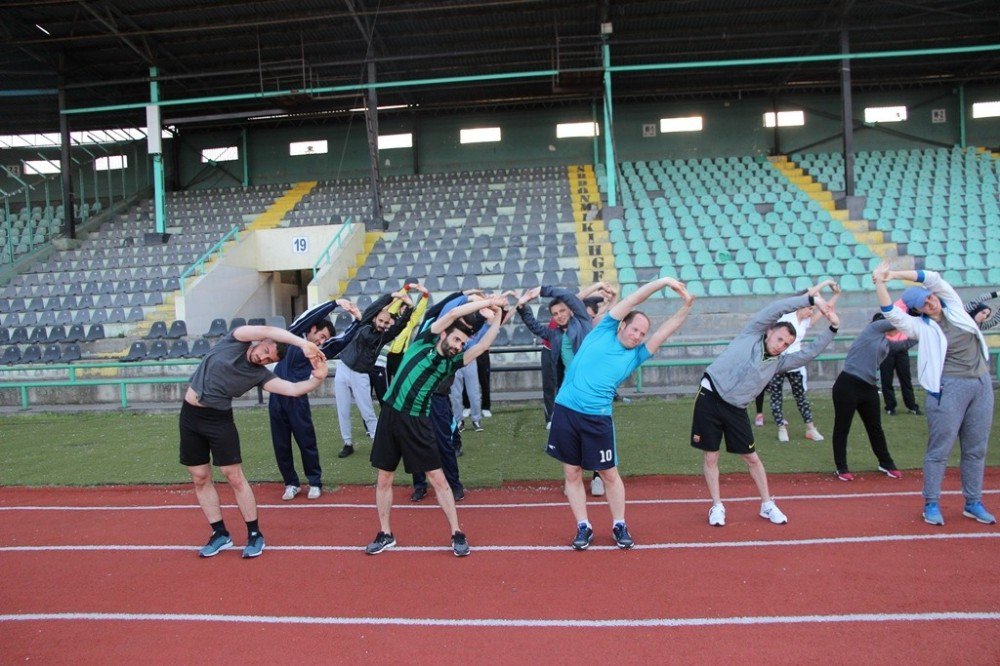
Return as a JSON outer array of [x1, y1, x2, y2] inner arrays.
[[691, 281, 839, 527], [181, 325, 329, 558], [543, 276, 693, 550], [365, 295, 508, 557]]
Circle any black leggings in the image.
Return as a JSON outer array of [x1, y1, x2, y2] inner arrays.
[[831, 372, 896, 473]]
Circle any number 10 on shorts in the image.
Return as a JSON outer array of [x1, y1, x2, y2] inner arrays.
[[599, 449, 613, 463]]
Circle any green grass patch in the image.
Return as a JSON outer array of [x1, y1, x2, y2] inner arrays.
[[1, 393, 998, 487]]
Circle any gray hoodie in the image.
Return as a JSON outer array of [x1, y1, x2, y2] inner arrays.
[[705, 294, 835, 408]]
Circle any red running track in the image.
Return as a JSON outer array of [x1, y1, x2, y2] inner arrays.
[[1, 470, 999, 664]]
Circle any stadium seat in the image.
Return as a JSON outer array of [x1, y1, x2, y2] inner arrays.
[[189, 338, 212, 358], [62, 343, 82, 362], [21, 344, 42, 364], [229, 317, 247, 331], [205, 318, 228, 338], [167, 320, 188, 339], [123, 341, 148, 362], [247, 317, 266, 326], [147, 340, 170, 360], [86, 324, 106, 341], [1, 346, 21, 365], [10, 327, 29, 345], [146, 320, 169, 339], [29, 326, 48, 344], [41, 344, 62, 363], [167, 339, 189, 359]]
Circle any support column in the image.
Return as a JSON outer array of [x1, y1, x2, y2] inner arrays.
[[601, 42, 618, 208], [364, 60, 385, 230], [241, 127, 250, 188], [149, 66, 167, 234], [839, 31, 856, 198], [57, 81, 76, 239], [958, 84, 967, 149]]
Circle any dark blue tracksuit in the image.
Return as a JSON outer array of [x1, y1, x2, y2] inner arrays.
[[270, 301, 361, 489], [269, 346, 323, 488], [412, 388, 464, 494]]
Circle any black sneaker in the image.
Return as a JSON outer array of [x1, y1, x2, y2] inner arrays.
[[908, 407, 923, 416], [457, 420, 466, 433], [885, 408, 896, 416], [472, 420, 483, 432], [365, 531, 396, 555], [454, 444, 464, 457], [410, 487, 427, 502], [571, 524, 594, 550], [338, 444, 355, 458], [453, 488, 465, 502], [452, 531, 471, 557], [612, 523, 635, 549]]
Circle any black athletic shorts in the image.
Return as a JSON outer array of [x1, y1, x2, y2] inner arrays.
[[690, 386, 756, 455], [370, 405, 442, 474], [546, 403, 618, 471], [179, 401, 242, 466]]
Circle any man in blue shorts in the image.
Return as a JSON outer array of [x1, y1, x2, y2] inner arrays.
[[181, 324, 329, 559], [537, 276, 694, 550], [691, 281, 839, 527]]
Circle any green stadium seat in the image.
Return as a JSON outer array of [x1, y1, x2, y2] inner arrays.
[[751, 277, 773, 295], [773, 277, 794, 294], [839, 274, 861, 291]]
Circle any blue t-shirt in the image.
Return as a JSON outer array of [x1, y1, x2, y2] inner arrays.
[[555, 314, 652, 416]]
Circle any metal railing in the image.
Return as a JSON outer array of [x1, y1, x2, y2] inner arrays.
[[312, 217, 352, 278], [178, 224, 240, 297]]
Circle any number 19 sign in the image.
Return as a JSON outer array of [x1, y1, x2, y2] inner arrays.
[[292, 236, 309, 254]]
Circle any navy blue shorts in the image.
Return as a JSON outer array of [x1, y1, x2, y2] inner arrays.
[[546, 403, 618, 471]]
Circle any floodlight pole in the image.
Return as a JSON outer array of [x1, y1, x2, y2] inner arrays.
[[149, 67, 168, 234], [364, 60, 385, 230], [57, 79, 76, 239], [839, 31, 856, 198], [601, 42, 617, 208]]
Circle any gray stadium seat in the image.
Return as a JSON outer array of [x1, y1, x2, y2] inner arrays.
[[1, 346, 21, 365], [62, 343, 82, 362], [229, 317, 247, 331], [167, 339, 189, 358], [48, 325, 68, 343], [41, 344, 62, 363], [10, 327, 29, 344], [21, 344, 42, 364], [29, 326, 48, 344], [167, 320, 188, 339], [189, 338, 212, 357], [123, 341, 148, 362], [146, 320, 169, 339], [247, 317, 266, 326], [85, 324, 106, 341], [205, 318, 227, 338]]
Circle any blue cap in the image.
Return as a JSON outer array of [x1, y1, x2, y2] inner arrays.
[[901, 286, 932, 310]]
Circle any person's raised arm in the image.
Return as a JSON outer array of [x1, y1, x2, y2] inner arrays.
[[644, 284, 695, 354], [576, 281, 608, 300], [430, 295, 506, 335], [810, 283, 840, 326], [232, 325, 323, 367], [513, 287, 552, 338], [463, 304, 505, 365], [609, 276, 681, 321], [262, 360, 328, 398]]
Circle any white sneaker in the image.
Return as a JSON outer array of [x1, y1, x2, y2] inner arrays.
[[708, 503, 726, 526], [777, 425, 789, 442], [482, 409, 492, 418], [805, 426, 824, 441], [590, 475, 605, 496], [281, 485, 300, 501], [546, 421, 552, 430], [760, 501, 788, 524], [754, 413, 764, 427], [307, 486, 321, 500], [462, 408, 471, 418]]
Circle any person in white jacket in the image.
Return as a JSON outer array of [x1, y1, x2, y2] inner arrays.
[[873, 264, 995, 526]]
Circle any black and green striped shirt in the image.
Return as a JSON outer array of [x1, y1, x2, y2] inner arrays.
[[385, 330, 464, 416]]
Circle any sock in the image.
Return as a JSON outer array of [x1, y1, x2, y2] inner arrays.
[[210, 520, 228, 536], [246, 519, 260, 538]]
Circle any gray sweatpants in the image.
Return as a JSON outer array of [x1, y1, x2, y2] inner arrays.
[[450, 362, 482, 423], [923, 373, 994, 503], [334, 365, 379, 445]]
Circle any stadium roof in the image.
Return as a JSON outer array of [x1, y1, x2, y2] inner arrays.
[[1, 0, 999, 134]]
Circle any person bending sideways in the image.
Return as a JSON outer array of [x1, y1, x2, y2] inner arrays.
[[691, 281, 839, 527], [365, 295, 509, 558], [874, 264, 995, 526], [181, 325, 329, 558], [546, 276, 693, 551]]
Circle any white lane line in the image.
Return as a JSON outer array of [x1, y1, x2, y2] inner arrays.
[[1, 532, 997, 554], [0, 610, 997, 628], [1, 489, 996, 512]]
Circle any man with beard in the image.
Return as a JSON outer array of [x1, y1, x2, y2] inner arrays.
[[365, 294, 509, 558]]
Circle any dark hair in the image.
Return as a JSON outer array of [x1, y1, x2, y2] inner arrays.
[[622, 310, 649, 327], [548, 297, 568, 312], [582, 296, 603, 313], [768, 321, 797, 338], [969, 303, 991, 319], [274, 342, 289, 360], [445, 319, 475, 338], [312, 318, 335, 338], [871, 312, 885, 322]]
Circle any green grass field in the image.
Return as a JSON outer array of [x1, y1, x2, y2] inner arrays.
[[2, 393, 998, 487]]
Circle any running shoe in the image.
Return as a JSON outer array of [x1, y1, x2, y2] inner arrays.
[[923, 502, 944, 526], [472, 420, 483, 432], [365, 531, 397, 555], [482, 410, 493, 418], [571, 524, 594, 550], [760, 501, 788, 524], [242, 533, 265, 559], [878, 466, 903, 479], [451, 531, 471, 557], [612, 523, 635, 549], [708, 503, 726, 526], [777, 425, 789, 442], [805, 426, 824, 441], [410, 487, 427, 502], [590, 475, 605, 497], [837, 471, 854, 482], [198, 532, 233, 558], [307, 486, 322, 500], [337, 444, 354, 458], [963, 501, 997, 525], [281, 485, 300, 501], [754, 413, 765, 427]]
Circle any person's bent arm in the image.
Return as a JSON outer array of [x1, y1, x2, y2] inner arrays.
[[872, 263, 922, 339], [233, 325, 323, 366], [609, 276, 681, 320], [463, 305, 504, 365], [644, 285, 695, 354], [262, 361, 328, 397], [431, 295, 506, 335]]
